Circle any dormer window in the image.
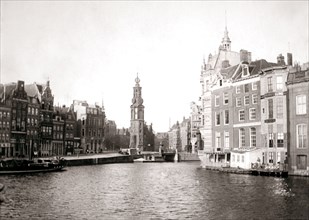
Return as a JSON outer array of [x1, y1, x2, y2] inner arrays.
[[242, 65, 249, 77]]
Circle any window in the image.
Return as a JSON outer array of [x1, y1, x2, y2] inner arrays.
[[252, 82, 258, 90], [277, 97, 283, 118], [215, 95, 220, 107], [250, 128, 256, 148], [242, 155, 245, 163], [268, 99, 273, 119], [269, 152, 274, 163], [252, 94, 258, 104], [237, 155, 240, 162], [249, 108, 256, 120], [277, 133, 284, 148], [224, 131, 229, 149], [239, 110, 245, 121], [244, 96, 250, 105], [236, 86, 241, 94], [297, 124, 307, 148], [215, 132, 221, 149], [236, 97, 242, 107], [239, 128, 245, 148], [244, 84, 249, 93], [267, 77, 273, 92], [224, 110, 229, 124], [296, 95, 306, 115], [276, 76, 283, 90], [296, 155, 307, 170], [232, 155, 235, 162], [269, 133, 274, 148], [216, 112, 220, 126], [223, 93, 229, 105]]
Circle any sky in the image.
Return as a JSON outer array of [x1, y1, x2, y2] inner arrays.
[[1, 1, 308, 132]]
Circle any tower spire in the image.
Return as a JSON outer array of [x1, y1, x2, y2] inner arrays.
[[221, 11, 231, 51]]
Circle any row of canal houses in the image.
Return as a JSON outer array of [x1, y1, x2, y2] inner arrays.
[[0, 80, 106, 159], [198, 26, 309, 176]]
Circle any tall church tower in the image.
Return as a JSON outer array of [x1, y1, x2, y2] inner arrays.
[[129, 74, 144, 151]]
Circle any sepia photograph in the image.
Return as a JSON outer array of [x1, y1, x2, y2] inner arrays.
[[0, 1, 308, 219]]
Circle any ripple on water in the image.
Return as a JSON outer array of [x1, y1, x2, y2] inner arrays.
[[0, 162, 308, 219]]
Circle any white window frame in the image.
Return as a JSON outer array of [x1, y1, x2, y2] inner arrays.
[[223, 93, 229, 105], [236, 97, 241, 107], [252, 82, 257, 90], [215, 95, 220, 107], [216, 132, 221, 149], [236, 86, 241, 94], [252, 94, 258, 104], [267, 77, 273, 92], [224, 131, 229, 149], [249, 108, 256, 120], [250, 127, 256, 148], [277, 132, 284, 148], [277, 97, 283, 118], [297, 124, 307, 148], [244, 95, 250, 106], [239, 109, 245, 121], [215, 112, 220, 126], [296, 95, 306, 115], [276, 75, 283, 90], [224, 110, 229, 125], [239, 128, 245, 148]]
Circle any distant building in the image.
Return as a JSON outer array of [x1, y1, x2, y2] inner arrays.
[[10, 81, 29, 157], [39, 80, 54, 157], [72, 100, 105, 153], [0, 83, 13, 157], [179, 117, 191, 152], [52, 107, 65, 156], [129, 75, 144, 151], [105, 120, 117, 137], [190, 102, 201, 153], [155, 132, 169, 152], [168, 121, 181, 151], [287, 69, 309, 176], [25, 83, 42, 157]]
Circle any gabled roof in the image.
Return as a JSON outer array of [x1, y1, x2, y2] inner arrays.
[[0, 83, 17, 101], [231, 59, 280, 81]]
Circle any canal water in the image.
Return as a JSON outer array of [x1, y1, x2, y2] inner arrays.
[[0, 162, 308, 219]]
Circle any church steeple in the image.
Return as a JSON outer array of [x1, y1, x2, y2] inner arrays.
[[130, 73, 144, 151], [221, 11, 231, 51]]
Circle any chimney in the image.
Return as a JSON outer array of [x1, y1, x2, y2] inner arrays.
[[277, 54, 286, 65], [240, 49, 249, 63], [287, 53, 293, 66]]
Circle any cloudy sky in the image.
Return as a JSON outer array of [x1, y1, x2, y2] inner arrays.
[[1, 1, 308, 132]]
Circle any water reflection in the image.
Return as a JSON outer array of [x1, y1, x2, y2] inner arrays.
[[0, 162, 308, 219]]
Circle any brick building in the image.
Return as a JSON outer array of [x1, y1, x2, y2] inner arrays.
[[73, 100, 105, 153], [260, 65, 289, 166], [287, 69, 309, 176]]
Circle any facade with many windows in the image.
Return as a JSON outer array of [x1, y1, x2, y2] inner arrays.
[[211, 72, 234, 165], [25, 83, 41, 157], [260, 65, 289, 167], [198, 25, 251, 165], [0, 104, 11, 157], [287, 69, 309, 176]]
